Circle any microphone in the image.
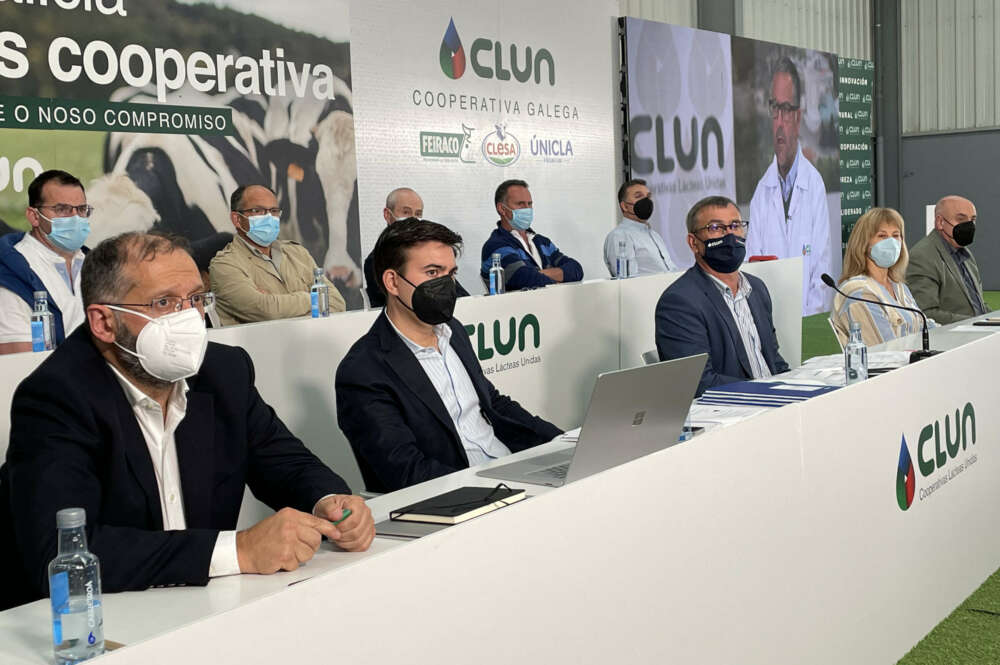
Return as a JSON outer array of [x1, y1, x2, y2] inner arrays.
[[821, 273, 940, 364]]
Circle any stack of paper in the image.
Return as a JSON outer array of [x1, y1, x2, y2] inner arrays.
[[698, 381, 840, 408]]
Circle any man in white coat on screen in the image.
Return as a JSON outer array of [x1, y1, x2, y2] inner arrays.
[[747, 57, 832, 315]]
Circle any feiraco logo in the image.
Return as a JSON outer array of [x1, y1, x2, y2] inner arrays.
[[481, 123, 520, 167], [464, 314, 540, 361], [420, 124, 476, 162], [439, 18, 466, 79], [438, 18, 555, 85], [896, 436, 915, 510]]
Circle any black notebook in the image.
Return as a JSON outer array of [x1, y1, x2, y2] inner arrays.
[[389, 486, 526, 525]]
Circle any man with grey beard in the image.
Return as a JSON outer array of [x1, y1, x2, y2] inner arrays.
[[0, 231, 374, 610]]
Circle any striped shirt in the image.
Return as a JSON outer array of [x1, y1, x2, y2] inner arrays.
[[387, 316, 512, 466], [706, 272, 772, 379]]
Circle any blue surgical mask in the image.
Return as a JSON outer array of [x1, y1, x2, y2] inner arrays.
[[869, 237, 901, 269], [508, 207, 533, 231], [38, 211, 90, 252], [244, 214, 280, 246]]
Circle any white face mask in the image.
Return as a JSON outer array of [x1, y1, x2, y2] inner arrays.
[[108, 307, 208, 382]]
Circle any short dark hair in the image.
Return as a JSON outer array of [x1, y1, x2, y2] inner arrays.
[[617, 178, 647, 204], [82, 232, 193, 308], [772, 57, 802, 106], [371, 218, 463, 296], [686, 195, 739, 233], [28, 170, 84, 208], [230, 183, 276, 211], [494, 179, 529, 206]]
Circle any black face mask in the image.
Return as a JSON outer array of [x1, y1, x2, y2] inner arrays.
[[948, 219, 976, 247], [396, 273, 457, 325], [700, 233, 747, 274], [632, 197, 654, 221]]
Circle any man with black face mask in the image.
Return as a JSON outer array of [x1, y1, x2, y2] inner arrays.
[[907, 195, 987, 324], [603, 178, 677, 277], [336, 219, 562, 493], [654, 196, 789, 397]]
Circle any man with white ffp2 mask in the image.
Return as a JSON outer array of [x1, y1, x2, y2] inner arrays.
[[0, 231, 374, 610]]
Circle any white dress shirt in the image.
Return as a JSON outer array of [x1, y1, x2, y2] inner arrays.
[[706, 272, 772, 380], [387, 315, 512, 465], [508, 228, 543, 267], [0, 233, 86, 343], [107, 365, 241, 577], [603, 218, 678, 277]]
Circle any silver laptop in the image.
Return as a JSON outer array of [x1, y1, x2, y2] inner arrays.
[[476, 353, 707, 487]]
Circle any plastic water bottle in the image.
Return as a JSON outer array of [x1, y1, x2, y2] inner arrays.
[[844, 321, 868, 385], [31, 290, 55, 351], [48, 507, 104, 664], [310, 267, 330, 318], [488, 253, 505, 295], [616, 240, 629, 279]]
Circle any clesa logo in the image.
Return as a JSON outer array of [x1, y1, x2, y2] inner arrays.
[[439, 18, 466, 79], [420, 124, 476, 163], [482, 123, 520, 167]]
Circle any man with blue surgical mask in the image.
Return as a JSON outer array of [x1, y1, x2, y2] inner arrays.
[[0, 170, 91, 354], [210, 184, 345, 325], [480, 179, 583, 291]]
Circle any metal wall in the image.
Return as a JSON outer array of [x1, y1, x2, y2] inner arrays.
[[737, 0, 872, 59], [901, 0, 1000, 134], [618, 0, 696, 26]]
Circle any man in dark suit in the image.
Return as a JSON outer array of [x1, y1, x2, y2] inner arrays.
[[0, 231, 373, 610], [337, 219, 562, 493], [656, 196, 789, 396]]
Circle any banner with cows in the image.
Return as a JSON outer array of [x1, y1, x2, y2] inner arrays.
[[624, 18, 842, 316], [0, 0, 364, 307], [350, 0, 620, 294]]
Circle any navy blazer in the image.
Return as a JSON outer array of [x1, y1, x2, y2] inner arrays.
[[0, 325, 349, 610], [335, 312, 563, 493], [655, 265, 789, 396]]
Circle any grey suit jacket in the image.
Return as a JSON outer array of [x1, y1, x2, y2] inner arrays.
[[907, 231, 984, 324]]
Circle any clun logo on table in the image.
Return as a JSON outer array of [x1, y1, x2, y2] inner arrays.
[[896, 402, 977, 510], [465, 314, 539, 360], [439, 18, 466, 79]]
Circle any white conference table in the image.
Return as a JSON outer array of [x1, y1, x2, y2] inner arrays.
[[2, 312, 999, 664]]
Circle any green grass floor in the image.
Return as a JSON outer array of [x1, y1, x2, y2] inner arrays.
[[801, 293, 1000, 663]]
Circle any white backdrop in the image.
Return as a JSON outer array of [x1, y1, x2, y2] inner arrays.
[[350, 0, 620, 293]]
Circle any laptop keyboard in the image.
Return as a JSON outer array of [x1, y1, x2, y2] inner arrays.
[[526, 462, 570, 480]]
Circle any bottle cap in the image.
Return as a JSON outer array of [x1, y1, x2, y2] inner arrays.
[[850, 321, 861, 331], [33, 290, 48, 300], [56, 507, 86, 529], [313, 267, 323, 277]]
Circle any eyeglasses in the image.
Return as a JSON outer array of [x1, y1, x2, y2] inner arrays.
[[694, 220, 750, 236], [236, 207, 282, 217], [768, 99, 800, 121], [106, 292, 216, 317], [36, 204, 94, 218]]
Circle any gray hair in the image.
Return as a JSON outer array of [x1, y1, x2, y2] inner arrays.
[[685, 195, 739, 233], [385, 187, 419, 212], [81, 232, 192, 307]]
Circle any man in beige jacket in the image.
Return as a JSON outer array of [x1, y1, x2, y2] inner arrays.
[[210, 184, 345, 326]]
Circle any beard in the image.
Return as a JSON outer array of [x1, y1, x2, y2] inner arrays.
[[112, 313, 173, 391]]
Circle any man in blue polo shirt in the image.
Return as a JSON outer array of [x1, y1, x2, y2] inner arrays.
[[480, 179, 583, 291], [0, 170, 91, 354]]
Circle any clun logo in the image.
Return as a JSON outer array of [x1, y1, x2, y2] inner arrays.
[[465, 314, 540, 361], [896, 436, 915, 510], [439, 18, 466, 79]]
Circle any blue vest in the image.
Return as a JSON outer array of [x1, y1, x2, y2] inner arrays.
[[0, 232, 87, 345]]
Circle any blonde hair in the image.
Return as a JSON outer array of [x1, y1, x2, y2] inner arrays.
[[840, 207, 908, 284]]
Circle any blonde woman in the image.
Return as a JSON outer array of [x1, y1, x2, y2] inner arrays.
[[831, 207, 932, 346]]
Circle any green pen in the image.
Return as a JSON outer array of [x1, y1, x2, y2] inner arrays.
[[333, 508, 352, 526]]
